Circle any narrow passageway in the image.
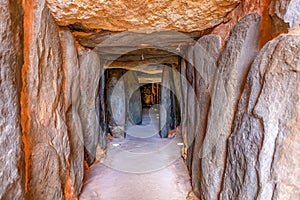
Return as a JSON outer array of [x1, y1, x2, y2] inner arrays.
[[2, 1, 299, 199], [79, 108, 192, 200]]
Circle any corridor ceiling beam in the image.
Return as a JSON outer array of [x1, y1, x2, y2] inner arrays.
[[74, 30, 205, 56], [104, 56, 178, 71]]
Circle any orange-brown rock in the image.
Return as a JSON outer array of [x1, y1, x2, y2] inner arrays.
[[59, 29, 84, 196], [212, 0, 272, 47], [45, 0, 240, 32], [22, 0, 69, 198]]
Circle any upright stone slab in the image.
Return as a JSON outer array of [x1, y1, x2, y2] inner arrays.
[[123, 71, 142, 125], [59, 30, 84, 196], [98, 65, 107, 148], [270, 0, 300, 31], [172, 64, 182, 127], [78, 49, 101, 165], [221, 34, 300, 200], [180, 58, 188, 159], [200, 13, 261, 199], [106, 70, 126, 137], [185, 47, 196, 172], [160, 65, 176, 138], [190, 34, 221, 198], [22, 0, 69, 199], [0, 1, 25, 199]]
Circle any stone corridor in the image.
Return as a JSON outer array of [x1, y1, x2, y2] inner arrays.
[[0, 0, 299, 199], [80, 109, 191, 200]]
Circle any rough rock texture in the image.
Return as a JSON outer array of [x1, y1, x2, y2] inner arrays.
[[122, 71, 142, 125], [200, 13, 261, 199], [160, 65, 176, 138], [106, 70, 127, 138], [172, 65, 182, 111], [59, 29, 84, 196], [194, 35, 221, 95], [97, 63, 107, 149], [189, 35, 221, 198], [45, 0, 240, 32], [78, 49, 101, 165], [171, 64, 182, 128], [185, 47, 197, 172], [180, 58, 188, 158], [22, 0, 69, 198], [221, 34, 300, 200], [212, 0, 272, 47], [270, 0, 300, 30], [0, 0, 25, 199]]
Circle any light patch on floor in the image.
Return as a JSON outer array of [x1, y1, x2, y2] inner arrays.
[[80, 109, 192, 200]]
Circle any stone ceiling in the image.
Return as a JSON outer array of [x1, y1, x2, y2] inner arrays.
[[46, 0, 240, 32], [45, 0, 241, 78]]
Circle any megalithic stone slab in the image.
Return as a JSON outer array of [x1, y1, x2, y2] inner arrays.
[[78, 49, 101, 166], [221, 34, 300, 200], [172, 64, 182, 128], [123, 71, 142, 125], [180, 58, 189, 158], [22, 0, 69, 199], [190, 34, 221, 198], [0, 0, 25, 199], [98, 66, 107, 148], [160, 65, 176, 138], [269, 0, 300, 31], [185, 46, 196, 173], [200, 13, 261, 199], [106, 71, 126, 137], [45, 0, 240, 32], [59, 29, 84, 196]]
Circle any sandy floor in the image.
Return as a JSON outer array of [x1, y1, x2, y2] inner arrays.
[[79, 109, 192, 200]]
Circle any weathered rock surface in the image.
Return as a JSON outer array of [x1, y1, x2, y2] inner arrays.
[[212, 0, 272, 47], [122, 71, 142, 125], [59, 29, 84, 196], [185, 47, 197, 172], [189, 34, 221, 198], [45, 0, 240, 32], [106, 70, 127, 138], [194, 35, 221, 94], [270, 0, 300, 30], [180, 58, 188, 159], [22, 0, 69, 199], [97, 64, 107, 149], [160, 65, 176, 138], [221, 34, 300, 200], [171, 64, 182, 129], [78, 49, 101, 165], [0, 0, 25, 199], [200, 13, 261, 199]]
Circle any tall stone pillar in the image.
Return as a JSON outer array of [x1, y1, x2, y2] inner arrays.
[[123, 71, 142, 125], [106, 69, 127, 138], [159, 65, 176, 138], [59, 29, 84, 196], [78, 49, 101, 165], [0, 0, 25, 198], [200, 13, 261, 199], [22, 0, 69, 198]]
